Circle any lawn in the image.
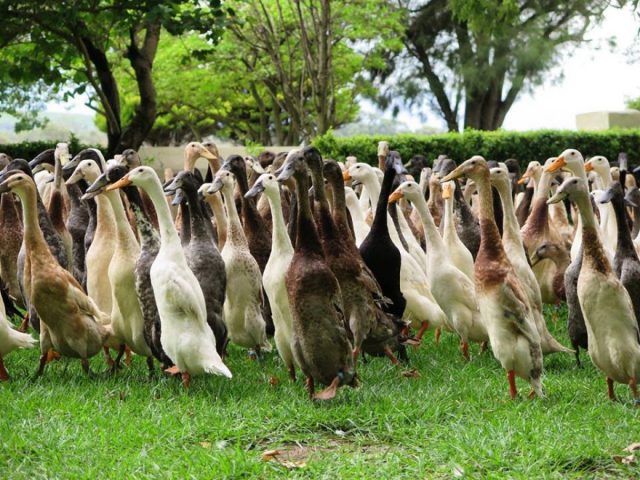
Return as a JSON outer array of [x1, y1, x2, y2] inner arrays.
[[1, 305, 639, 479]]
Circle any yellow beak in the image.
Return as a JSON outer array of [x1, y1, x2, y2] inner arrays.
[[343, 170, 352, 182], [441, 183, 452, 199], [545, 156, 566, 173], [584, 161, 594, 172], [105, 176, 132, 192]]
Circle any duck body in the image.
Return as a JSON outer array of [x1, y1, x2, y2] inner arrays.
[[0, 192, 23, 305], [211, 170, 268, 353], [278, 152, 355, 399], [0, 282, 36, 380], [108, 166, 230, 383], [246, 173, 295, 376]]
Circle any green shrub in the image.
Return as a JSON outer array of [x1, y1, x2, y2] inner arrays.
[[313, 129, 640, 169], [0, 136, 102, 161]]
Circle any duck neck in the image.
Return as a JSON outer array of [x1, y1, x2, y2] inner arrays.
[[412, 194, 445, 253], [184, 188, 208, 240], [363, 173, 381, 215], [534, 171, 552, 201], [610, 192, 636, 256], [294, 170, 323, 255], [143, 178, 182, 248], [443, 195, 456, 235], [123, 187, 158, 249], [266, 188, 292, 253], [205, 193, 227, 240], [575, 192, 611, 274], [17, 186, 49, 256], [475, 171, 506, 259], [105, 189, 138, 248], [221, 184, 246, 247], [493, 179, 520, 243]]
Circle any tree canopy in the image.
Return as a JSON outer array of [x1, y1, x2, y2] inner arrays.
[[374, 0, 610, 131], [0, 0, 229, 155]]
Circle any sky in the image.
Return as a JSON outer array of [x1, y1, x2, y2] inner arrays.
[[49, 4, 640, 133]]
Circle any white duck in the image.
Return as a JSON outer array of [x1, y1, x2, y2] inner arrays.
[[344, 186, 370, 247], [585, 156, 617, 259], [107, 166, 231, 387], [208, 170, 270, 356], [441, 180, 474, 282], [549, 176, 640, 403], [390, 181, 487, 359], [245, 173, 295, 378]]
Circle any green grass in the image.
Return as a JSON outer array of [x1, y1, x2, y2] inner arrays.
[[1, 305, 639, 479]]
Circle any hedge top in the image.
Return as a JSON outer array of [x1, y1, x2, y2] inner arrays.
[[313, 129, 640, 170]]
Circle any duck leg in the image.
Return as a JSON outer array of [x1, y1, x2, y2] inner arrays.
[[352, 347, 360, 362], [479, 341, 488, 354], [574, 347, 582, 368], [287, 365, 296, 382], [313, 376, 340, 401], [460, 341, 470, 361], [111, 344, 126, 372], [146, 357, 155, 377], [629, 377, 638, 405], [0, 355, 9, 381], [124, 345, 132, 367], [35, 352, 48, 377], [305, 376, 315, 399], [607, 377, 617, 401], [414, 321, 430, 342], [18, 312, 29, 332], [507, 370, 517, 399], [103, 347, 115, 368], [383, 346, 400, 366], [81, 358, 93, 376], [434, 327, 442, 345], [181, 371, 191, 389]]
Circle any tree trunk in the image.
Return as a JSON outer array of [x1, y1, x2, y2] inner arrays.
[[118, 24, 161, 154]]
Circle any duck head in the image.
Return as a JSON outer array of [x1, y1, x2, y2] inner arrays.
[[545, 149, 584, 176], [63, 148, 106, 180], [66, 159, 102, 187], [531, 242, 566, 267], [245, 173, 279, 199], [441, 155, 489, 183], [0, 171, 35, 196], [547, 176, 588, 205], [208, 169, 235, 194], [105, 165, 158, 192], [276, 150, 306, 182], [518, 161, 542, 185], [0, 153, 12, 169], [389, 180, 421, 204], [184, 142, 216, 171], [0, 159, 32, 184]]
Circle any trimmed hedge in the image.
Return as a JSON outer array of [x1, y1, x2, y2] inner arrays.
[[314, 129, 640, 169], [0, 137, 99, 161]]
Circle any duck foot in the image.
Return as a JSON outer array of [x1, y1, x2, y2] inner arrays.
[[181, 371, 191, 389], [313, 377, 340, 401], [305, 376, 315, 399], [164, 365, 181, 376], [383, 346, 400, 366], [401, 338, 421, 347], [0, 355, 9, 382], [607, 377, 617, 401], [507, 369, 517, 399], [124, 346, 132, 367]]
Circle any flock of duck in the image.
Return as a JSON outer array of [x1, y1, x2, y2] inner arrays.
[[0, 140, 639, 403]]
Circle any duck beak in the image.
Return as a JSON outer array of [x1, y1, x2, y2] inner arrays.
[[530, 251, 541, 267], [547, 190, 567, 205], [517, 171, 531, 185], [545, 156, 566, 173], [584, 161, 594, 173], [343, 170, 352, 182], [441, 183, 452, 199], [388, 189, 403, 204], [200, 148, 216, 161], [440, 165, 463, 183], [105, 175, 132, 192]]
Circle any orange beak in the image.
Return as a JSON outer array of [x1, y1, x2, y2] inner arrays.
[[584, 161, 594, 172], [343, 170, 352, 182], [441, 183, 452, 200], [545, 156, 566, 173], [388, 189, 403, 204], [517, 172, 531, 185], [105, 175, 132, 192]]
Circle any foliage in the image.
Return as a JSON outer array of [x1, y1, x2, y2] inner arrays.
[[313, 129, 640, 168], [627, 98, 640, 111], [110, 0, 405, 146], [374, 0, 609, 132], [0, 0, 229, 155]]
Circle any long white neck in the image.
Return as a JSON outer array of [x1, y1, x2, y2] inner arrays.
[[411, 194, 446, 255], [494, 179, 527, 261], [142, 177, 183, 249], [362, 173, 381, 215], [105, 190, 139, 249], [221, 183, 247, 248], [265, 187, 292, 255]]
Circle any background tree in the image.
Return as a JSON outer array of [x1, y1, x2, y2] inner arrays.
[[110, 0, 404, 146], [0, 0, 228, 156], [376, 0, 609, 131]]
